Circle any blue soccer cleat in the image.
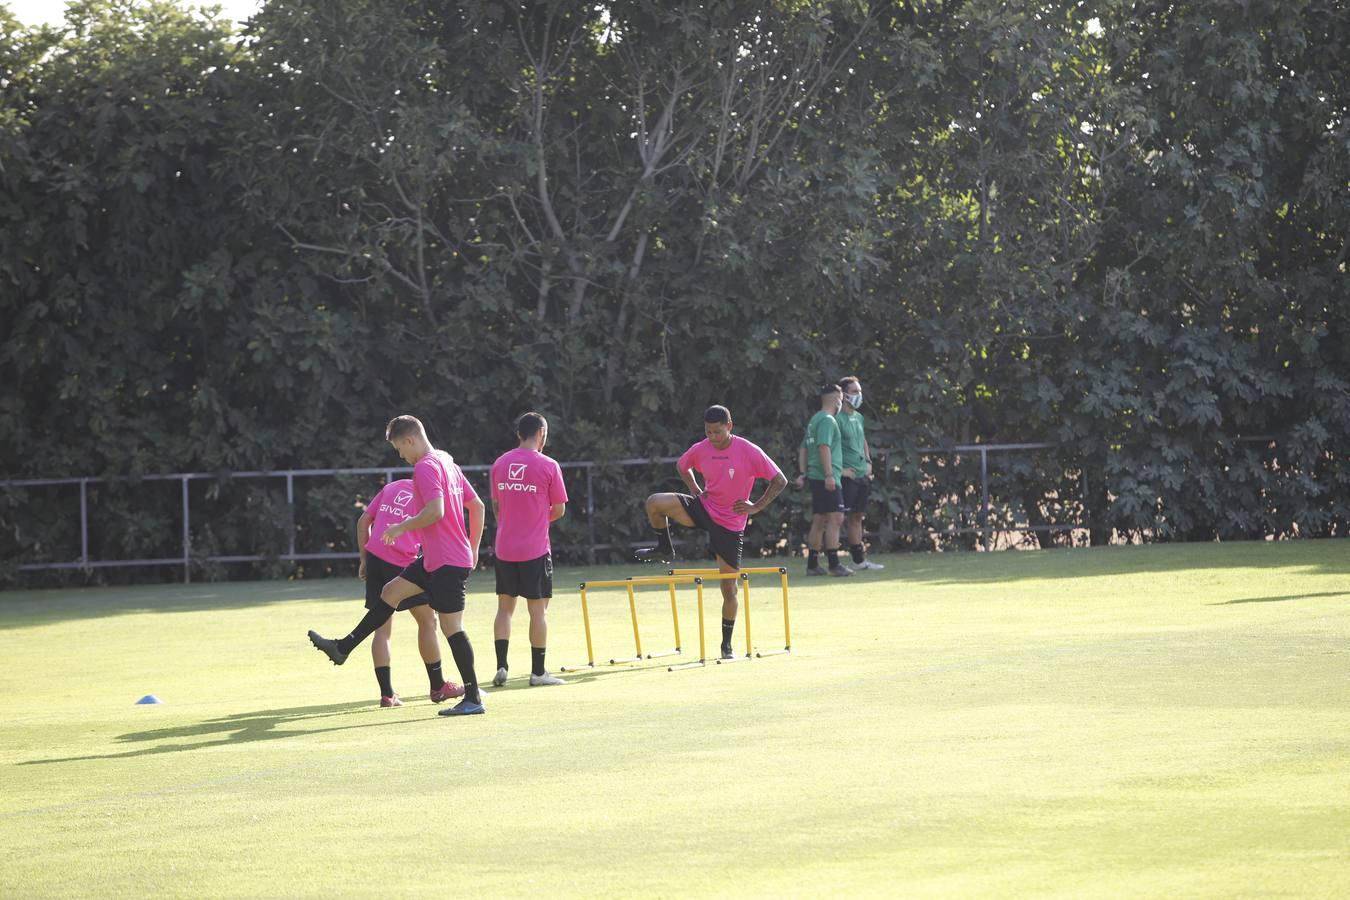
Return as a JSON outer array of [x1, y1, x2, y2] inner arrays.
[[438, 695, 486, 717]]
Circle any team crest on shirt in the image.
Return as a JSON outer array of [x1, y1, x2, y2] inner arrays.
[[728, 468, 735, 477], [508, 463, 527, 480], [393, 490, 413, 506]]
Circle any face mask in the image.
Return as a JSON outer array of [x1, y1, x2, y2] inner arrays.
[[847, 392, 862, 409]]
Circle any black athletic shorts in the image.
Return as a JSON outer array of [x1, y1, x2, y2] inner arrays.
[[364, 552, 430, 610], [675, 494, 744, 570], [398, 557, 470, 614], [808, 478, 846, 515], [495, 553, 553, 600], [841, 476, 871, 514]]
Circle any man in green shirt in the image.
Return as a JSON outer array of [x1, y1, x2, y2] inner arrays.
[[838, 375, 883, 570], [794, 384, 853, 576]]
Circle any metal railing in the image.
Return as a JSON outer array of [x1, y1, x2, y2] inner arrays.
[[0, 458, 680, 582], [0, 442, 1091, 581]]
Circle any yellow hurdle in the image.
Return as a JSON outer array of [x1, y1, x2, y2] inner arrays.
[[668, 566, 792, 658], [561, 574, 703, 671], [666, 572, 751, 670]]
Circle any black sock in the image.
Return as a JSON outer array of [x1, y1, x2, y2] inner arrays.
[[850, 543, 865, 564], [495, 638, 509, 671], [807, 550, 819, 569], [338, 603, 396, 655], [653, 523, 673, 550], [827, 549, 840, 569], [721, 618, 735, 649], [375, 665, 394, 698], [531, 646, 547, 677], [448, 631, 480, 704], [426, 661, 444, 691]]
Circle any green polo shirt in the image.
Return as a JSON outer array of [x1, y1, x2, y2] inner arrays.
[[804, 410, 843, 481], [838, 408, 869, 475]]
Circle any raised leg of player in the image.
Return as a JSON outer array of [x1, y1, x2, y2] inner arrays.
[[644, 493, 697, 529]]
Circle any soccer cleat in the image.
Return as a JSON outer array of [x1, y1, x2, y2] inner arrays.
[[438, 695, 486, 717], [492, 667, 509, 687], [634, 544, 674, 564], [379, 694, 403, 708], [854, 559, 885, 570], [529, 672, 565, 686], [429, 680, 465, 703], [805, 566, 827, 576], [719, 644, 735, 660], [307, 630, 348, 665], [828, 564, 855, 577]]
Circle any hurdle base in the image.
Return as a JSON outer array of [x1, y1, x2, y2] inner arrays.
[[715, 655, 751, 664], [755, 648, 791, 657], [668, 660, 707, 671], [646, 648, 681, 659], [608, 656, 643, 665], [559, 662, 595, 673]]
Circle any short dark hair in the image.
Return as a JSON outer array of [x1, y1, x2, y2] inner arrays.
[[385, 415, 425, 442], [838, 376, 860, 391], [703, 405, 731, 425], [819, 383, 842, 397], [515, 411, 547, 440]]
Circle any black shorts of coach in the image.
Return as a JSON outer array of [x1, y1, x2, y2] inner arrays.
[[364, 552, 431, 611], [397, 556, 470, 614], [841, 476, 871, 515], [675, 494, 744, 570], [494, 553, 553, 600], [808, 478, 846, 515]]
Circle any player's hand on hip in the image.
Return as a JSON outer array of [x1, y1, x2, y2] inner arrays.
[[842, 467, 855, 479], [733, 499, 756, 515]]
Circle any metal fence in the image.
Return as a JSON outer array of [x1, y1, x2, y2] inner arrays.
[[1, 442, 1084, 582]]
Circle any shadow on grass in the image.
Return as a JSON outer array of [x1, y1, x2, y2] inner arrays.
[[17, 700, 416, 765], [1210, 590, 1350, 605]]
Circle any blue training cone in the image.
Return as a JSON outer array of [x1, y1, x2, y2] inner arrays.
[[135, 694, 163, 705]]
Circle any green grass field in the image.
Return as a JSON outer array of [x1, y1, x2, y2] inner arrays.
[[2, 540, 1348, 897]]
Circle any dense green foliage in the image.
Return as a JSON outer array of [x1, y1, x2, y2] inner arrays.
[[1, 1, 1346, 581]]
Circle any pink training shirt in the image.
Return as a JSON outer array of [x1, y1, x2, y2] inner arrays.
[[678, 435, 783, 532], [364, 478, 422, 568], [491, 447, 568, 562], [411, 449, 480, 571]]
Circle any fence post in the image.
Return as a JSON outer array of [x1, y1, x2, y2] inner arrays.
[[286, 472, 296, 559], [181, 476, 191, 584], [79, 478, 89, 573], [980, 447, 990, 552], [585, 465, 596, 565]]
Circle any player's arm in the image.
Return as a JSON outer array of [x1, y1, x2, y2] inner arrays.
[[795, 444, 808, 488], [733, 472, 789, 516], [467, 495, 485, 568], [383, 496, 445, 542], [356, 510, 374, 580], [550, 503, 566, 522], [678, 465, 704, 497], [864, 436, 874, 479], [818, 444, 836, 491]]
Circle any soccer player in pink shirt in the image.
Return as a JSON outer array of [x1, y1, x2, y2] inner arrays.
[[635, 405, 788, 659], [355, 478, 463, 708], [489, 412, 568, 687], [309, 415, 489, 717]]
